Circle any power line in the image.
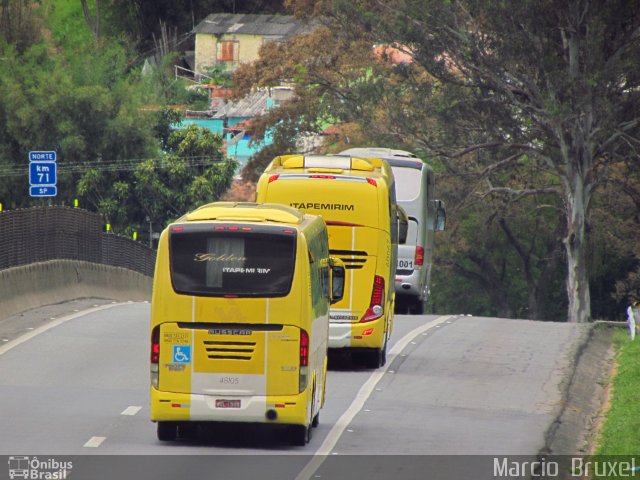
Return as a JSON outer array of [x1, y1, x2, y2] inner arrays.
[[0, 154, 231, 178]]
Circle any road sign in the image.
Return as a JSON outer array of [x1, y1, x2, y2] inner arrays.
[[29, 151, 56, 162], [28, 150, 58, 198], [30, 186, 57, 197], [29, 162, 57, 186]]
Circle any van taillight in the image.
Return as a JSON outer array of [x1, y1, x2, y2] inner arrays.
[[366, 178, 377, 186], [360, 275, 385, 322], [299, 329, 309, 367], [268, 174, 279, 183], [415, 246, 424, 266]]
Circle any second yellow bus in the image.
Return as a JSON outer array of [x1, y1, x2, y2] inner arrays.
[[256, 155, 399, 368]]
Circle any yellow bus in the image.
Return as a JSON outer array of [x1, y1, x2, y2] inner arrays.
[[256, 155, 399, 368], [150, 202, 345, 445]]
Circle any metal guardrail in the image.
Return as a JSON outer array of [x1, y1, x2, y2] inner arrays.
[[0, 206, 156, 277]]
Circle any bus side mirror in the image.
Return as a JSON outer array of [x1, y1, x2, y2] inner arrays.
[[397, 206, 408, 244], [435, 200, 446, 231], [329, 259, 345, 304]]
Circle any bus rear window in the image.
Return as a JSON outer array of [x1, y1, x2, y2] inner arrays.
[[169, 229, 296, 297]]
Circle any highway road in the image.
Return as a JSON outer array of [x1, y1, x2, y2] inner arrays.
[[0, 301, 589, 479]]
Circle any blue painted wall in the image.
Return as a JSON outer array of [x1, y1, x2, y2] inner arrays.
[[178, 118, 272, 169]]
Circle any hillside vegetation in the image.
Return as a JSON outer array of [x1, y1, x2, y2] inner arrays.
[[1, 0, 638, 322]]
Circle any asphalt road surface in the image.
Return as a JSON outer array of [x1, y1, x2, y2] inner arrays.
[[0, 301, 589, 480]]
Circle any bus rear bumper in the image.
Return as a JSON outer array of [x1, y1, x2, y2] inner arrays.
[[328, 318, 386, 350], [150, 387, 308, 425]]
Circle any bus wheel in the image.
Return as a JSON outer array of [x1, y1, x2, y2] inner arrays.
[[178, 422, 197, 439], [157, 421, 178, 441], [289, 423, 312, 446], [311, 389, 319, 428], [366, 338, 387, 369]]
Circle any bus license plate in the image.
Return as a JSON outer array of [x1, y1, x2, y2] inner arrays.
[[397, 259, 414, 270], [216, 399, 241, 408]]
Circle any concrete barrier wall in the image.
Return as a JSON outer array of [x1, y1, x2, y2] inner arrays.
[[0, 260, 152, 321]]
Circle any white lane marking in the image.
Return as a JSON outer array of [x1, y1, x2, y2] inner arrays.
[[294, 315, 454, 480], [0, 303, 128, 357], [83, 436, 106, 448], [121, 406, 142, 416]]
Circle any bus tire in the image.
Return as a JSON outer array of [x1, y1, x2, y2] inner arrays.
[[157, 421, 178, 441], [367, 335, 387, 369], [289, 423, 311, 446], [311, 387, 319, 428], [178, 422, 197, 439]]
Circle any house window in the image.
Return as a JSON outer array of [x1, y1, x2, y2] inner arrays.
[[217, 41, 236, 62]]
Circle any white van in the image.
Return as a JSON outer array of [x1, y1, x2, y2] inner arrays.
[[339, 148, 445, 314]]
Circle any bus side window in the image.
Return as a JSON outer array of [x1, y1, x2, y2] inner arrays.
[[329, 260, 345, 304], [322, 263, 330, 299]]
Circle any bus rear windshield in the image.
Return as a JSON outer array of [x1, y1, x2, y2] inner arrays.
[[169, 229, 296, 297]]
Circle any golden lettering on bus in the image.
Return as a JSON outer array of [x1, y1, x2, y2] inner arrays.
[[193, 253, 247, 262]]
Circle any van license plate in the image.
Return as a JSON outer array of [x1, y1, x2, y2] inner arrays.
[[397, 259, 414, 270], [216, 399, 241, 408]]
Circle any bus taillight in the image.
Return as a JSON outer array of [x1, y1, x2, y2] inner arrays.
[[299, 329, 309, 392], [151, 326, 160, 388], [360, 275, 385, 323], [300, 329, 309, 367]]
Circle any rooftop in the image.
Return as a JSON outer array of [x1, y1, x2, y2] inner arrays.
[[194, 13, 310, 37]]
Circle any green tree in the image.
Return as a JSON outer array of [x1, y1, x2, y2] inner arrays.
[[0, 0, 42, 52], [254, 0, 640, 323], [133, 124, 237, 227]]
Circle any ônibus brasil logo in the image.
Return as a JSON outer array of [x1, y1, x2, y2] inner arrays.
[[8, 456, 73, 480]]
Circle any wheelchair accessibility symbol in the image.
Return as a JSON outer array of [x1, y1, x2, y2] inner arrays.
[[173, 345, 191, 364]]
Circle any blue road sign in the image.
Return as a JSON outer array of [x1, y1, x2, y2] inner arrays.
[[29, 162, 57, 186], [29, 151, 56, 162], [30, 186, 57, 197]]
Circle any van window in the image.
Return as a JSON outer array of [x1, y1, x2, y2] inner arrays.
[[169, 231, 296, 297], [391, 166, 422, 201], [407, 219, 419, 244]]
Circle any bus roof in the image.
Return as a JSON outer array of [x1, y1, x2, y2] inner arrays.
[[183, 202, 305, 225], [267, 155, 390, 176]]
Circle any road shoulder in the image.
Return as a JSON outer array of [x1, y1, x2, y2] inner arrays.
[[542, 325, 615, 455], [0, 298, 117, 344]]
